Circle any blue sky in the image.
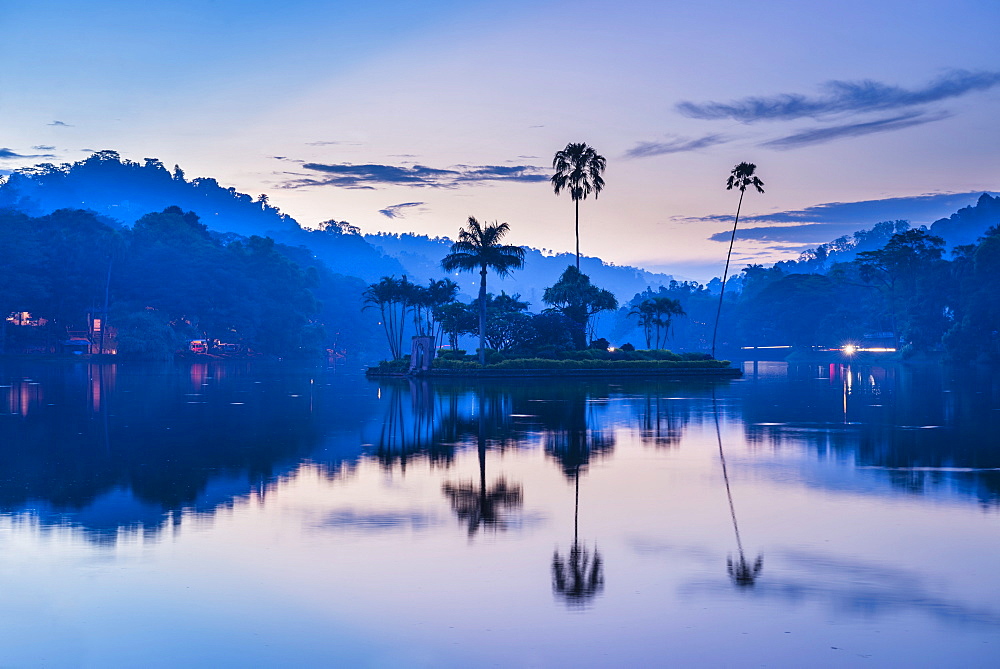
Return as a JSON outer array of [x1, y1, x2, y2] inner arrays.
[[3, 0, 998, 279]]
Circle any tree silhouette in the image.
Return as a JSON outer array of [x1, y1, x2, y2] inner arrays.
[[363, 276, 413, 359], [712, 162, 764, 358], [551, 143, 606, 271], [441, 217, 525, 365], [543, 265, 618, 348], [629, 296, 686, 349]]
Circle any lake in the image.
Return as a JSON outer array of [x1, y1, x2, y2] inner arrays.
[[0, 359, 997, 667]]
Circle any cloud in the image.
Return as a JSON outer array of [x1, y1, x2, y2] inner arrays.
[[281, 161, 548, 189], [761, 111, 949, 149], [32, 145, 55, 151], [306, 140, 362, 146], [677, 70, 1000, 123], [379, 202, 425, 219], [694, 192, 997, 244], [48, 120, 72, 127], [708, 224, 856, 244], [625, 134, 728, 158], [0, 147, 56, 160]]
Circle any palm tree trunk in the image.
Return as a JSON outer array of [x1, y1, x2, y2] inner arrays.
[[478, 266, 487, 365], [575, 198, 580, 271], [712, 188, 745, 358]]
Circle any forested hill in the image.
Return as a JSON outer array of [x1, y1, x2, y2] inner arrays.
[[930, 193, 1000, 247], [0, 151, 673, 295], [1, 151, 294, 235], [0, 151, 405, 282]]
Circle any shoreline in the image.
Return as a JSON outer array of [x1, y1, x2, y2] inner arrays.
[[366, 366, 743, 379]]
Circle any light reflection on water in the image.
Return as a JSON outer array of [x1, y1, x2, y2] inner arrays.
[[0, 360, 997, 667]]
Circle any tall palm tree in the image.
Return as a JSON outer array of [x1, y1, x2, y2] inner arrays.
[[711, 162, 764, 358], [441, 217, 525, 365], [551, 142, 606, 271]]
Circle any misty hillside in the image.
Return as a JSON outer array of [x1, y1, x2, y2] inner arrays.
[[0, 152, 404, 282], [365, 232, 676, 307], [0, 151, 674, 295]]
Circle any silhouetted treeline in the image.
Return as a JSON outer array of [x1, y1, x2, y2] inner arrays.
[[605, 198, 1000, 362], [0, 206, 383, 359]]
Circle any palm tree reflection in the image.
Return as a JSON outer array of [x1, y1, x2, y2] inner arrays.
[[552, 466, 604, 607], [542, 391, 609, 607], [713, 389, 763, 587], [442, 390, 523, 536], [375, 379, 457, 470]]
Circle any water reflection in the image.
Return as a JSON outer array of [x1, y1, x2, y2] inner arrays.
[[552, 472, 604, 608], [0, 361, 376, 541], [741, 361, 1000, 504], [0, 361, 998, 664], [2, 359, 996, 548], [442, 393, 523, 536], [714, 391, 763, 587]]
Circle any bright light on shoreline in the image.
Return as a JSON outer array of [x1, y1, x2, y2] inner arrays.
[[843, 344, 858, 355]]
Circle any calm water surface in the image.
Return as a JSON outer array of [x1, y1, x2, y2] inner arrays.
[[0, 360, 997, 667]]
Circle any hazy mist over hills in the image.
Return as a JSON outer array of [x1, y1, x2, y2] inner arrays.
[[0, 152, 677, 300]]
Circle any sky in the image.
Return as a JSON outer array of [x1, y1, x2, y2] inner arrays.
[[2, 0, 998, 280]]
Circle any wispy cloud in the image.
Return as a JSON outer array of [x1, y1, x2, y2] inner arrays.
[[761, 111, 949, 149], [677, 70, 1000, 122], [379, 202, 426, 219], [281, 161, 548, 189], [0, 147, 56, 160], [306, 140, 362, 147], [708, 223, 856, 243], [692, 192, 997, 244], [48, 120, 72, 127], [625, 134, 728, 158], [32, 145, 56, 151]]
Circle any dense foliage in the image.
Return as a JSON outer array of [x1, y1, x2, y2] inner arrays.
[[0, 206, 381, 359]]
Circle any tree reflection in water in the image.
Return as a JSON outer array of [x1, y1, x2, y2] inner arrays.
[[541, 390, 609, 607], [374, 379, 458, 470], [714, 388, 763, 587], [442, 388, 523, 536], [552, 467, 604, 607]]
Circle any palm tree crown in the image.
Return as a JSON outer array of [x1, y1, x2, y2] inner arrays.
[[441, 217, 525, 365], [551, 142, 606, 271], [726, 162, 765, 194]]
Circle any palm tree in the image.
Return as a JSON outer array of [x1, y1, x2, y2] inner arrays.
[[363, 276, 411, 359], [652, 296, 686, 348], [628, 300, 656, 349], [441, 217, 526, 365], [551, 142, 606, 271], [711, 162, 764, 358], [628, 297, 686, 349]]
